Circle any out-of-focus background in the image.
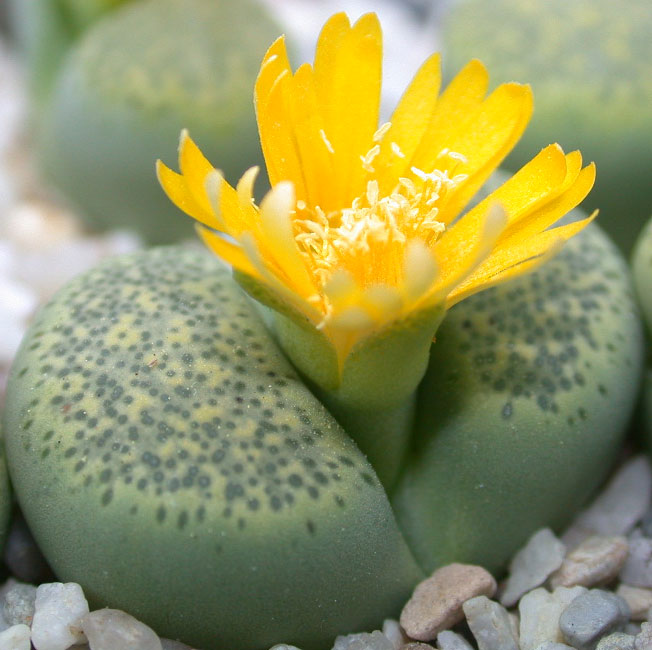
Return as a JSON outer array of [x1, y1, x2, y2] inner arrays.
[[0, 0, 650, 401]]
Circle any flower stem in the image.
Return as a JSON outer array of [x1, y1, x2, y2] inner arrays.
[[272, 303, 446, 490]]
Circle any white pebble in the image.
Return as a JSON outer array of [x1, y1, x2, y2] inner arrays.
[[562, 456, 652, 548], [463, 596, 519, 650], [81, 609, 162, 650], [500, 529, 566, 607], [0, 624, 31, 650], [519, 586, 587, 650], [332, 631, 394, 650], [621, 536, 652, 588], [381, 619, 406, 650], [436, 630, 474, 649], [31, 582, 89, 650]]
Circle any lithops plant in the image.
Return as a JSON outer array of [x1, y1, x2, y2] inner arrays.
[[441, 0, 652, 253], [3, 12, 645, 650], [632, 215, 652, 441], [0, 426, 12, 553], [11, 0, 282, 243]]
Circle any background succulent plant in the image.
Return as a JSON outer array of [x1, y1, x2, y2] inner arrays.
[[8, 0, 282, 243], [441, 0, 652, 253], [3, 211, 643, 649]]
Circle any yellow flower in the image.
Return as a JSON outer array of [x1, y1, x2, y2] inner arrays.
[[157, 12, 595, 371]]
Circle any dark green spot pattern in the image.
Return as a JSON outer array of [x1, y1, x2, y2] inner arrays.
[[393, 223, 643, 573], [3, 247, 422, 650]]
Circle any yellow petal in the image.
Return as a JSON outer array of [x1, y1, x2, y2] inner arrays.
[[156, 160, 219, 229], [258, 181, 317, 298], [432, 203, 508, 300], [286, 63, 335, 209], [453, 144, 570, 243], [449, 211, 597, 306], [178, 130, 216, 216], [195, 225, 259, 278], [374, 53, 442, 195], [499, 162, 596, 246], [411, 59, 489, 173], [313, 12, 382, 205], [436, 82, 534, 222], [255, 35, 292, 107], [257, 70, 309, 199]]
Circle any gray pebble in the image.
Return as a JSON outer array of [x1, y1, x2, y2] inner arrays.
[[533, 644, 576, 650], [400, 644, 433, 650], [595, 631, 636, 650], [500, 529, 566, 607], [559, 589, 630, 650], [1, 581, 36, 627], [636, 622, 652, 649], [332, 631, 394, 650], [621, 537, 652, 588], [436, 630, 473, 650], [81, 609, 162, 650], [463, 596, 519, 650], [562, 457, 652, 548]]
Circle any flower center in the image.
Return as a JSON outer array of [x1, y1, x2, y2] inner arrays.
[[293, 164, 466, 301]]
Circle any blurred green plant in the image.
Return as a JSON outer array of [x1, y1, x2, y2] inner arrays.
[[442, 0, 652, 253], [9, 0, 282, 243]]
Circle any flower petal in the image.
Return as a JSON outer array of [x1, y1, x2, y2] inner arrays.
[[195, 225, 259, 277], [258, 181, 317, 298], [156, 160, 219, 229], [313, 12, 383, 205], [373, 53, 442, 195], [179, 130, 216, 216]]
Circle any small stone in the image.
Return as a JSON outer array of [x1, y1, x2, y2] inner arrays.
[[400, 644, 433, 650], [435, 630, 473, 650], [559, 589, 630, 650], [382, 619, 407, 650], [595, 631, 636, 650], [31, 582, 89, 650], [616, 585, 652, 621], [550, 536, 629, 588], [519, 586, 587, 650], [500, 529, 566, 607], [81, 609, 162, 650], [628, 623, 643, 637], [533, 644, 575, 650], [0, 624, 31, 650], [562, 456, 652, 548], [1, 581, 36, 626], [636, 622, 652, 650], [400, 563, 496, 641], [621, 537, 652, 587], [463, 596, 519, 650], [332, 631, 394, 650]]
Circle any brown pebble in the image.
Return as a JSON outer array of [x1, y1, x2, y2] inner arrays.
[[549, 535, 629, 589], [400, 563, 496, 641]]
